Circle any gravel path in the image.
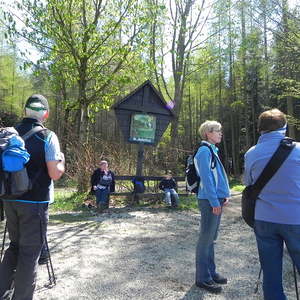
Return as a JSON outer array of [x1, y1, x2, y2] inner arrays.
[[1, 194, 298, 299]]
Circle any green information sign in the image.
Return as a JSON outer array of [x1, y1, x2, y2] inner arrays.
[[129, 113, 156, 144]]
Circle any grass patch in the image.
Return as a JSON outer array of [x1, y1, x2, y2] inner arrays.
[[134, 195, 198, 211], [49, 212, 92, 223], [178, 196, 198, 211], [51, 189, 88, 212], [229, 177, 244, 192]]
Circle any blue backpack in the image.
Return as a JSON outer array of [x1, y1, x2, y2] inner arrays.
[[0, 126, 45, 199], [185, 143, 216, 193]]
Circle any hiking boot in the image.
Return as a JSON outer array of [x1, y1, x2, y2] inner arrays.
[[212, 274, 227, 284], [196, 280, 222, 294]]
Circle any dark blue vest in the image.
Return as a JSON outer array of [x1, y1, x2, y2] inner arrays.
[[16, 118, 51, 202]]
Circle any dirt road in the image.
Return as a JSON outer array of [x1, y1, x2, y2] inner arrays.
[[1, 194, 297, 299]]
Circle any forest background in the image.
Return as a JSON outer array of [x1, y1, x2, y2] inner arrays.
[[0, 0, 299, 193]]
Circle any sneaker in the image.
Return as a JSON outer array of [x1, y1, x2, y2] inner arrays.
[[213, 274, 227, 284], [196, 280, 222, 294]]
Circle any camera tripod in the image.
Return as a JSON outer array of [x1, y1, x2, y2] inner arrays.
[[254, 262, 299, 300], [1, 221, 56, 299]]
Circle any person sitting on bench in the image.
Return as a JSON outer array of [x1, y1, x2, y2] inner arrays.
[[159, 172, 179, 208]]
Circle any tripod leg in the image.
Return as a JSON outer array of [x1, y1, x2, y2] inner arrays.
[[1, 222, 7, 262], [2, 271, 15, 300], [293, 263, 299, 300], [254, 267, 262, 294], [44, 237, 56, 286]]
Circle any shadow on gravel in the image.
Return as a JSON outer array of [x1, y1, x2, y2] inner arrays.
[[181, 285, 205, 299], [47, 221, 102, 253], [50, 212, 91, 223]]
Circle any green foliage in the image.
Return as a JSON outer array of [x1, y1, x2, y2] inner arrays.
[[178, 196, 198, 211], [0, 111, 19, 126], [4, 0, 155, 115], [0, 52, 33, 114], [51, 190, 88, 212], [229, 177, 244, 192]]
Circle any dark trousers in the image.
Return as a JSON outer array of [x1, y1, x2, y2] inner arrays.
[[95, 188, 110, 208], [0, 201, 48, 300]]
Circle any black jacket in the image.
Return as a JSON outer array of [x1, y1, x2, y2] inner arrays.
[[90, 169, 115, 193], [159, 178, 177, 191], [16, 118, 52, 202]]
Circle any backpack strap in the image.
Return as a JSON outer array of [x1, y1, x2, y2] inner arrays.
[[252, 138, 295, 192], [21, 126, 47, 141], [194, 143, 216, 169]]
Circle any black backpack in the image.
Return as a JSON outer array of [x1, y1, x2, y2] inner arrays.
[[0, 126, 45, 200], [185, 143, 216, 193]]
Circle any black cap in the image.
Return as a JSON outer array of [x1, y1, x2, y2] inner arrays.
[[25, 94, 49, 111]]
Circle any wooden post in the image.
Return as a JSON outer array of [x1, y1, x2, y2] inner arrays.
[[136, 143, 144, 176], [133, 143, 145, 204]]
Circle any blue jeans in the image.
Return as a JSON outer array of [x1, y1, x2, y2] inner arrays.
[[195, 199, 223, 283], [164, 188, 179, 206], [254, 220, 300, 300], [95, 188, 110, 207]]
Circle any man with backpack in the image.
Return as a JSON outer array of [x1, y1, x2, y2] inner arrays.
[[244, 109, 300, 300], [0, 94, 65, 300]]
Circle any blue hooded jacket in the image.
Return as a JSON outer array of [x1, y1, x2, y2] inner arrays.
[[194, 141, 230, 207]]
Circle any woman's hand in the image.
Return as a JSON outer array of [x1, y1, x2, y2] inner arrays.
[[93, 185, 97, 191], [212, 206, 222, 215]]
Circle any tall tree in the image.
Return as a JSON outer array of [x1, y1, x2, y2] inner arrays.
[[150, 0, 211, 151], [4, 0, 152, 143]]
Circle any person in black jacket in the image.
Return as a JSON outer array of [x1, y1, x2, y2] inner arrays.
[[159, 172, 179, 207], [90, 160, 115, 211]]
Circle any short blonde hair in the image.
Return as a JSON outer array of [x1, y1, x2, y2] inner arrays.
[[99, 160, 108, 166], [198, 120, 222, 140]]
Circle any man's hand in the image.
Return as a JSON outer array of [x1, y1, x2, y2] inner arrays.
[[212, 206, 222, 215]]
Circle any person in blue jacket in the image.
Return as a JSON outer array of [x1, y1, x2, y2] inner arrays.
[[244, 109, 300, 300], [194, 120, 230, 294]]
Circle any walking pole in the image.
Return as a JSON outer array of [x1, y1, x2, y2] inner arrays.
[[254, 267, 262, 294], [44, 237, 56, 286], [1, 222, 7, 262], [293, 263, 299, 300]]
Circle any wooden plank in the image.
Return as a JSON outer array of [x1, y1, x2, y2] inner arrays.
[[114, 176, 185, 181], [110, 192, 189, 197]]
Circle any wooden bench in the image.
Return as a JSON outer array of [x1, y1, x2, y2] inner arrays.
[[110, 175, 189, 202]]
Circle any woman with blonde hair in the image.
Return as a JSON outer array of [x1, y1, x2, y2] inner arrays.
[[194, 120, 230, 294]]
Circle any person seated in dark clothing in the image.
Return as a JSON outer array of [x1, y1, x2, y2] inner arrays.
[[90, 160, 115, 212], [159, 172, 179, 207]]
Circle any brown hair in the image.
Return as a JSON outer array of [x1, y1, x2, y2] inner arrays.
[[257, 109, 286, 133]]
